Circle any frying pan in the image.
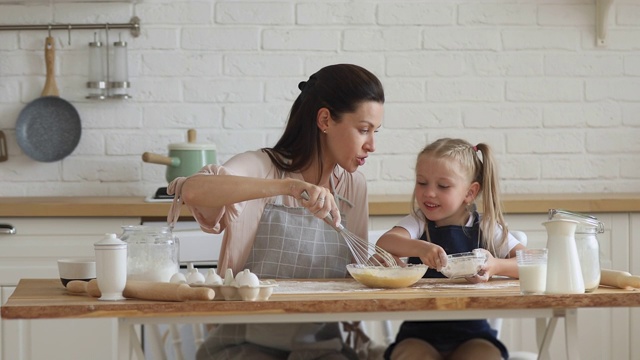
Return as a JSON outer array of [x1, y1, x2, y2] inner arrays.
[[16, 36, 81, 162]]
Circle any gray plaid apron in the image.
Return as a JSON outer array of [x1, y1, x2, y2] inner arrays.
[[196, 186, 356, 360]]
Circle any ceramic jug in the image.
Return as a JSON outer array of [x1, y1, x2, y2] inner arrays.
[[549, 209, 603, 293], [543, 219, 585, 294]]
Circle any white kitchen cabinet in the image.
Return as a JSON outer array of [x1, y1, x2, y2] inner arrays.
[[0, 217, 139, 360], [370, 213, 640, 360]]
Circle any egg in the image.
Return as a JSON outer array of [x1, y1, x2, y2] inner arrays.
[[186, 263, 205, 284], [205, 269, 223, 285], [169, 272, 187, 284], [235, 269, 260, 287]]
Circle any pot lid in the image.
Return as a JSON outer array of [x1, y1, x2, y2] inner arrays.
[[168, 142, 216, 151]]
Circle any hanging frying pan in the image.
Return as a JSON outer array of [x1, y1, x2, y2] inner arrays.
[[16, 36, 81, 162]]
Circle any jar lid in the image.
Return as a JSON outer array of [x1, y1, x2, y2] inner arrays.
[[94, 233, 127, 249], [548, 209, 604, 233]]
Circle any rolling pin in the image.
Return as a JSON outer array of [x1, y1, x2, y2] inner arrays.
[[600, 269, 640, 289], [67, 279, 215, 301]]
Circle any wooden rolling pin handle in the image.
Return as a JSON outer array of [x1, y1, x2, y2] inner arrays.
[[600, 269, 640, 289], [67, 279, 101, 297]]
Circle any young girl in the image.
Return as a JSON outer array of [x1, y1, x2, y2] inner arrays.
[[376, 138, 525, 360]]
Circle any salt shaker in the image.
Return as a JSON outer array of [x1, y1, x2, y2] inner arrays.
[[94, 233, 127, 301]]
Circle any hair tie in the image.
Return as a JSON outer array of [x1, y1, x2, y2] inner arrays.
[[298, 75, 317, 93], [473, 145, 478, 152]]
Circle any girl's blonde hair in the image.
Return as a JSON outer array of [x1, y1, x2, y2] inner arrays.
[[410, 138, 508, 257]]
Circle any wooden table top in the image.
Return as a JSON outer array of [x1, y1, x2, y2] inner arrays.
[[1, 193, 640, 218], [3, 279, 640, 321]]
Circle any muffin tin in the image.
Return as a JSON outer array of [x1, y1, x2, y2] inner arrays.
[[440, 250, 487, 279]]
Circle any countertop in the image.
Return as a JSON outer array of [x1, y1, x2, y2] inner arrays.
[[1, 193, 639, 218], [3, 278, 640, 320]]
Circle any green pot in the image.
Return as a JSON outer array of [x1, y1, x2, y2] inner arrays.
[[142, 130, 217, 183]]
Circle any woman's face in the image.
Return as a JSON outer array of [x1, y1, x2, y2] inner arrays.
[[414, 154, 474, 227], [324, 101, 383, 173]]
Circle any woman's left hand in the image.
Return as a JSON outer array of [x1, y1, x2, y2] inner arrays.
[[465, 249, 495, 284]]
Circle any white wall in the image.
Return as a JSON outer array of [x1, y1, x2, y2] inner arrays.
[[0, 0, 638, 197]]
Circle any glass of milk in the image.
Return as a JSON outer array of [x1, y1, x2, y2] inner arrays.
[[516, 248, 548, 295]]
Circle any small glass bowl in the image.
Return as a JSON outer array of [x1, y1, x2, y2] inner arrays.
[[439, 250, 487, 279]]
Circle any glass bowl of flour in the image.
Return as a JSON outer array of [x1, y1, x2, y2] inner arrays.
[[440, 250, 487, 279]]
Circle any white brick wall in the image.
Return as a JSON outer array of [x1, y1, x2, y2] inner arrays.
[[0, 0, 638, 197]]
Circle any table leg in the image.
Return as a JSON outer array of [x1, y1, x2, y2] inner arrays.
[[536, 317, 557, 360], [564, 309, 579, 360], [118, 320, 146, 360], [118, 319, 131, 360]]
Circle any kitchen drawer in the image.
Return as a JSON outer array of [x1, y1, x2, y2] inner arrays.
[[0, 217, 139, 286]]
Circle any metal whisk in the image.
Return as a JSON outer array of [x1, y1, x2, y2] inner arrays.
[[301, 191, 398, 267]]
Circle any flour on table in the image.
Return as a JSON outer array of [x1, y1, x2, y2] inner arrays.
[[272, 279, 519, 294]]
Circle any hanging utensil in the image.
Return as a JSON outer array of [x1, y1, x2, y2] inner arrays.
[[0, 130, 7, 162], [301, 191, 398, 267], [15, 36, 81, 162]]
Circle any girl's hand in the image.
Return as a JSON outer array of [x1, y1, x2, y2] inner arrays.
[[297, 186, 340, 227], [466, 249, 494, 284], [418, 243, 448, 271]]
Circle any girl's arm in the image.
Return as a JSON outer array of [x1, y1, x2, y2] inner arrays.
[[468, 242, 526, 283], [376, 227, 448, 270]]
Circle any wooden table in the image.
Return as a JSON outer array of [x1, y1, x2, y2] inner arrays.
[[3, 278, 640, 360]]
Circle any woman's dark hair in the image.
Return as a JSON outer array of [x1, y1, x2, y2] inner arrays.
[[262, 64, 385, 179]]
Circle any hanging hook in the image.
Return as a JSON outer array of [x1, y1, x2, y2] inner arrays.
[[68, 24, 71, 45], [47, 24, 51, 37]]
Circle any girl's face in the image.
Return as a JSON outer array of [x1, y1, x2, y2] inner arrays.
[[414, 154, 478, 227], [324, 101, 383, 173]]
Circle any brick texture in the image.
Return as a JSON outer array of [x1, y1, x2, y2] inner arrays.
[[0, 0, 638, 196]]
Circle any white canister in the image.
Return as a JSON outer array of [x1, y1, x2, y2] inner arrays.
[[94, 233, 127, 301]]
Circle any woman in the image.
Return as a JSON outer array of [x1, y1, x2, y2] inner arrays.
[[167, 63, 385, 360]]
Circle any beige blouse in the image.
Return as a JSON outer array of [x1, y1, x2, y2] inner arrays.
[[167, 150, 370, 274]]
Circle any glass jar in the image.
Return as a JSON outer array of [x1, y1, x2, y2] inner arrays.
[[549, 209, 603, 292], [119, 225, 179, 282]]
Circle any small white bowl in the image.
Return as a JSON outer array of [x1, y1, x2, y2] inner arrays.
[[57, 258, 96, 287]]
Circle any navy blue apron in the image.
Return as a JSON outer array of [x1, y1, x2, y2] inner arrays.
[[385, 212, 509, 360]]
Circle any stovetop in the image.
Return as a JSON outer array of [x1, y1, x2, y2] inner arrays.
[[144, 187, 173, 203]]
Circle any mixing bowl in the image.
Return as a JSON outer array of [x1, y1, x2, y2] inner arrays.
[[346, 264, 428, 289], [439, 251, 487, 279]]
